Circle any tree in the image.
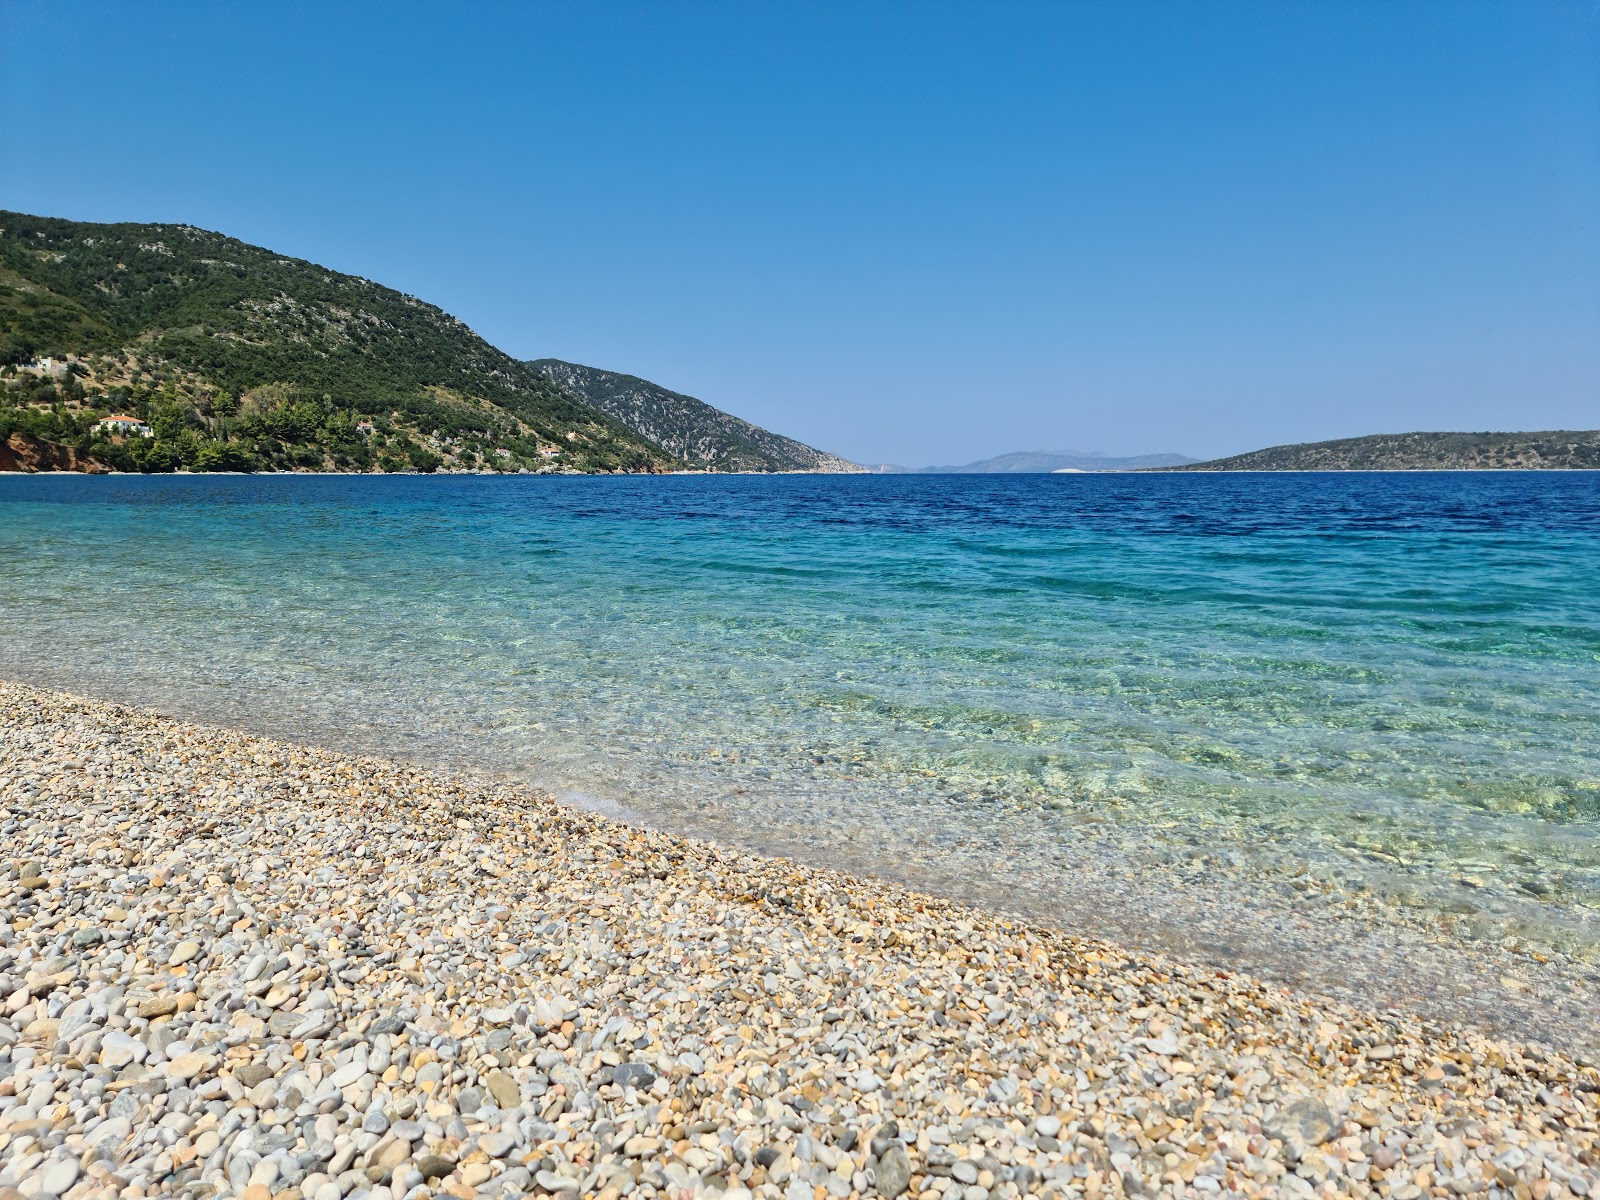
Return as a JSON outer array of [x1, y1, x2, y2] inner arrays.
[[407, 442, 443, 473]]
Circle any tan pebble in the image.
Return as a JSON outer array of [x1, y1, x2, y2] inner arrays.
[[484, 1069, 520, 1109], [166, 1053, 210, 1081]]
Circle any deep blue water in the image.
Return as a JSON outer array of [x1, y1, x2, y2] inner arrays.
[[3, 471, 1598, 957]]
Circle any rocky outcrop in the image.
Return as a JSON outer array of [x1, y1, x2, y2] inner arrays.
[[0, 431, 107, 473]]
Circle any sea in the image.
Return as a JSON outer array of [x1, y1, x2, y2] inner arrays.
[[3, 471, 1598, 1038]]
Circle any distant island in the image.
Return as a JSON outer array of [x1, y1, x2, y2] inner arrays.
[[1158, 430, 1600, 472], [0, 211, 858, 475], [868, 450, 1197, 473]]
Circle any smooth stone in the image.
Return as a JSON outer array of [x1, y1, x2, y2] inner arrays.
[[536, 1169, 579, 1194], [876, 1142, 912, 1198], [36, 1159, 81, 1197], [138, 995, 178, 1019], [166, 1052, 210, 1081], [484, 1070, 519, 1109], [612, 1062, 656, 1091], [415, 1155, 455, 1180], [86, 1117, 132, 1146], [372, 1138, 411, 1171], [100, 1040, 138, 1069], [480, 1130, 516, 1158], [236, 1062, 275, 1087]]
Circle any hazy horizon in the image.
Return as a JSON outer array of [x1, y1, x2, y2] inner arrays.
[[3, 2, 1595, 464]]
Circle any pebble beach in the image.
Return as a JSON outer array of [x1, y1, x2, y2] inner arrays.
[[2, 680, 1597, 1200]]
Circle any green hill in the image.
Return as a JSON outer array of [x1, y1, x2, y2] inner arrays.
[[1161, 430, 1600, 472], [530, 359, 860, 473], [0, 211, 849, 474]]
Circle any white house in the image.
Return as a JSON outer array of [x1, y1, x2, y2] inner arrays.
[[96, 414, 153, 437], [16, 357, 70, 379]]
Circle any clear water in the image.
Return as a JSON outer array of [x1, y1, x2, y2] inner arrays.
[[3, 472, 1599, 965]]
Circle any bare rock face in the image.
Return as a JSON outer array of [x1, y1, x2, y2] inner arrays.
[[0, 431, 108, 473]]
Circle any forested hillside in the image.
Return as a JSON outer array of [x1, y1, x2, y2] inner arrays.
[[530, 359, 859, 473], [1163, 431, 1600, 472], [0, 212, 821, 473]]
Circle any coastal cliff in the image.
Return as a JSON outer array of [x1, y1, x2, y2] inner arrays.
[[0, 430, 106, 473]]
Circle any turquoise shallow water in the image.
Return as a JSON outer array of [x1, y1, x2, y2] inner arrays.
[[3, 471, 1599, 967]]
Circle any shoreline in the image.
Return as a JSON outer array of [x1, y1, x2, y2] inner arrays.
[[1, 679, 1598, 1200], [8, 468, 1600, 478], [2, 661, 1593, 1064]]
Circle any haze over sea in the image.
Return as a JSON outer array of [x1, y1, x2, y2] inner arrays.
[[4, 471, 1598, 1038]]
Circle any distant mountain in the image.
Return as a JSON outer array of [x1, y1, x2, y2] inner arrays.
[[529, 359, 860, 473], [1159, 431, 1600, 472], [866, 450, 1197, 474]]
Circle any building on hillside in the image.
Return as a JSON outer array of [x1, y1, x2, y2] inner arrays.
[[96, 414, 153, 437], [16, 358, 71, 379], [355, 421, 375, 436], [538, 446, 562, 458]]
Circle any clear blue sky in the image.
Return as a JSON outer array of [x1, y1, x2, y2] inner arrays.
[[3, 2, 1596, 463]]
